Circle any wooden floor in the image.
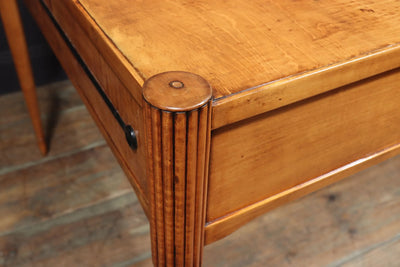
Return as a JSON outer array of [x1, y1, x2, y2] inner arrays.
[[1, 81, 400, 267]]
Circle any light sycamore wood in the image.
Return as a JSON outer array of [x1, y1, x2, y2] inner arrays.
[[4, 82, 400, 266], [0, 0, 46, 155], [43, 0, 145, 104], [143, 71, 212, 266], [205, 143, 400, 244], [212, 45, 400, 128], [207, 69, 400, 223], [22, 0, 400, 266], [75, 0, 400, 100], [203, 153, 400, 266], [42, 0, 400, 129], [34, 0, 149, 196], [23, 0, 149, 215]]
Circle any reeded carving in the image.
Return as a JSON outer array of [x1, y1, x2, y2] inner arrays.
[[143, 71, 212, 266]]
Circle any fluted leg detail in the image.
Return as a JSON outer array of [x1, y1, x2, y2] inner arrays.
[[143, 71, 212, 266]]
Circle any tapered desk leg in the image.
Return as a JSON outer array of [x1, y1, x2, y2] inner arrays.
[[0, 0, 46, 155], [143, 71, 212, 266]]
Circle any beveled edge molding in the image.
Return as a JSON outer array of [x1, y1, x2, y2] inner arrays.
[[212, 44, 400, 130], [23, 0, 151, 215], [204, 143, 400, 245], [42, 0, 146, 105], [143, 71, 212, 266]]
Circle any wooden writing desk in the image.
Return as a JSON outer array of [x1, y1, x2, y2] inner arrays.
[[19, 0, 400, 265]]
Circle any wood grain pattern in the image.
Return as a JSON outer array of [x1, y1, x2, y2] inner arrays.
[[36, 0, 149, 196], [24, 0, 150, 214], [3, 81, 400, 266], [205, 143, 400, 245], [0, 145, 131, 233], [143, 72, 212, 266], [0, 192, 150, 267], [0, 0, 47, 155], [212, 45, 400, 129], [77, 0, 400, 101], [206, 68, 400, 238], [43, 0, 145, 104], [0, 83, 115, 234], [0, 81, 151, 267], [21, 0, 400, 265], [204, 153, 400, 266], [40, 0, 400, 130], [0, 81, 100, 170]]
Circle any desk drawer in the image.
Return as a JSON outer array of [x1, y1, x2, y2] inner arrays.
[[208, 68, 400, 226], [25, 0, 148, 211]]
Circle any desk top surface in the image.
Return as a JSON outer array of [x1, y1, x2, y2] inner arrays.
[[77, 0, 400, 100]]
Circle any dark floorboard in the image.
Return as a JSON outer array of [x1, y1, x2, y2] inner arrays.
[[1, 81, 399, 266]]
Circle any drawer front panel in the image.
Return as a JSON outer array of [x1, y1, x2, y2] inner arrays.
[[208, 69, 400, 222], [25, 0, 148, 209]]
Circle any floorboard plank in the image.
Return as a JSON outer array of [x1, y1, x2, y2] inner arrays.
[[0, 194, 149, 267], [1, 80, 400, 266], [203, 154, 400, 266], [0, 80, 82, 126], [338, 232, 400, 267], [0, 145, 135, 234], [0, 81, 104, 170]]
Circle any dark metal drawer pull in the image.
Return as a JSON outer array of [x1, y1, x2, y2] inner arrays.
[[124, 125, 138, 150]]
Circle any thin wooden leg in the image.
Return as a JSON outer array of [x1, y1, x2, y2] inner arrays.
[[0, 0, 47, 155], [143, 71, 212, 266]]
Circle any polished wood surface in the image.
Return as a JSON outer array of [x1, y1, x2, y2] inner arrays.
[[43, 0, 144, 104], [0, 82, 400, 267], [143, 72, 212, 266], [206, 69, 400, 240], [23, 0, 149, 214], [204, 153, 400, 266], [0, 0, 46, 155], [77, 0, 400, 99], [212, 45, 400, 128], [19, 0, 400, 266], [43, 0, 149, 196], [40, 0, 400, 129], [3, 83, 400, 266], [206, 144, 400, 245]]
